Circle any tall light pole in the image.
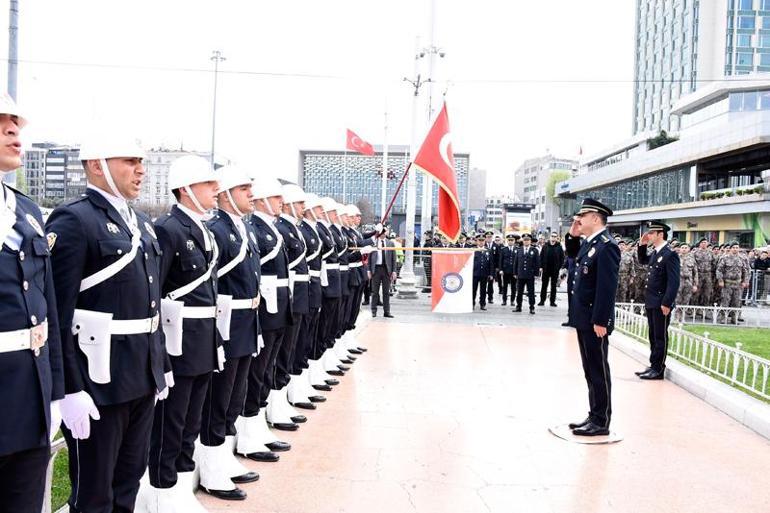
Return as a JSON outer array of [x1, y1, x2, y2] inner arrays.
[[210, 50, 226, 166], [4, 0, 18, 186]]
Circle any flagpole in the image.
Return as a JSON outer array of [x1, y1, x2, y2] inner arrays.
[[342, 149, 347, 203], [421, 0, 439, 242], [381, 106, 389, 219]]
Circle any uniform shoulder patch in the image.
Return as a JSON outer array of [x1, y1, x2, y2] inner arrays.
[[601, 235, 610, 242], [46, 232, 57, 250]]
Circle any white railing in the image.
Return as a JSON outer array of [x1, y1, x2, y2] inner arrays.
[[615, 302, 770, 327], [614, 307, 770, 401]]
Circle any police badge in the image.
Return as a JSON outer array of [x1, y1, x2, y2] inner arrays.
[[25, 214, 44, 236], [106, 222, 120, 234], [229, 233, 237, 242], [588, 247, 596, 258], [186, 240, 195, 251]]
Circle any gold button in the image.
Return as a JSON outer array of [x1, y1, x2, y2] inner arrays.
[[23, 281, 29, 291]]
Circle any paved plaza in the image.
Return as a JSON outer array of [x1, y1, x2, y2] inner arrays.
[[199, 293, 770, 513]]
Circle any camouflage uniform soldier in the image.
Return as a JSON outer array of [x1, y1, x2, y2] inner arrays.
[[711, 245, 725, 306], [616, 240, 635, 302], [676, 243, 698, 306], [691, 238, 714, 306], [633, 242, 649, 302], [716, 242, 750, 323]]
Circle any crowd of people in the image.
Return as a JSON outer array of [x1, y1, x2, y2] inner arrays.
[[0, 93, 400, 513]]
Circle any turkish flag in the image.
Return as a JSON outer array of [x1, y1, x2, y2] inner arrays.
[[346, 129, 375, 156], [412, 102, 461, 242]]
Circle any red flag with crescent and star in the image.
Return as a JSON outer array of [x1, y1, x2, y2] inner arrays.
[[412, 102, 461, 242], [346, 129, 375, 156]]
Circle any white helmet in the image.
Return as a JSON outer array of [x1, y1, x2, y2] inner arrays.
[[79, 133, 145, 161], [168, 154, 218, 190], [320, 197, 339, 213], [304, 193, 322, 209], [346, 204, 361, 216], [251, 175, 283, 200], [281, 183, 306, 204], [0, 93, 27, 128], [217, 164, 253, 193]]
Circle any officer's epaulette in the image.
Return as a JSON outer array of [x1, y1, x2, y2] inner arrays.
[[600, 234, 610, 243]]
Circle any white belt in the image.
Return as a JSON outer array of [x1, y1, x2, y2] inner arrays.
[[293, 274, 310, 282], [111, 314, 160, 335], [0, 322, 47, 355], [231, 296, 261, 310], [309, 270, 321, 278], [261, 276, 290, 287], [182, 306, 217, 319], [349, 262, 363, 268], [340, 265, 349, 271], [325, 263, 340, 270]]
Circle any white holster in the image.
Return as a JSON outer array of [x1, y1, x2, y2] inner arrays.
[[161, 299, 185, 356], [216, 294, 233, 341], [72, 309, 113, 384], [320, 261, 329, 287], [260, 277, 279, 314]]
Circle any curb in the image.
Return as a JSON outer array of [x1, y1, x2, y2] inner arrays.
[[611, 332, 770, 441]]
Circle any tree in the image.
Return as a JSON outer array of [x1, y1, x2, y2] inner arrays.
[[14, 168, 27, 194], [546, 170, 571, 206], [647, 130, 678, 150]]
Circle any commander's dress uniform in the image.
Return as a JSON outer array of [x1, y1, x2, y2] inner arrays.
[[0, 184, 64, 513], [47, 187, 166, 513]]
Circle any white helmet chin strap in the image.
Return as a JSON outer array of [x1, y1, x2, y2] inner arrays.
[[184, 185, 208, 214], [259, 197, 275, 216], [226, 189, 245, 217], [100, 158, 126, 201], [290, 203, 300, 221]]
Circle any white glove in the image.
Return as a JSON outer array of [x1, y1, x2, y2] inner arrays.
[[374, 223, 383, 234], [156, 371, 175, 401], [360, 246, 376, 255], [257, 334, 265, 353], [216, 346, 226, 372], [49, 400, 62, 442], [60, 391, 100, 440]]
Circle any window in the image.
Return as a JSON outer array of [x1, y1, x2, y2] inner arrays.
[[740, 0, 754, 9], [739, 16, 756, 29], [763, 0, 770, 9], [737, 52, 754, 65], [761, 34, 770, 47], [763, 16, 770, 28], [761, 53, 770, 65], [738, 34, 753, 47]]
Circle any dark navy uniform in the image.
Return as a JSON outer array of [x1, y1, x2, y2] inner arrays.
[[571, 228, 620, 430], [200, 210, 260, 448], [0, 185, 63, 513], [638, 234, 680, 374], [498, 243, 517, 305], [514, 244, 540, 311], [472, 245, 494, 309], [149, 205, 219, 488], [275, 214, 309, 390], [243, 212, 292, 419], [315, 221, 340, 357], [47, 187, 165, 512], [329, 223, 350, 340], [343, 225, 367, 332], [295, 219, 323, 373]]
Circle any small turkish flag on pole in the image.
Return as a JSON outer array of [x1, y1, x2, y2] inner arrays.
[[412, 102, 461, 243], [346, 129, 375, 156]]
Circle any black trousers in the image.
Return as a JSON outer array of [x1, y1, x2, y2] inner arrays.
[[540, 272, 559, 305], [276, 312, 303, 389], [149, 374, 211, 488], [501, 273, 516, 302], [0, 445, 49, 513], [293, 308, 320, 374], [646, 307, 671, 372], [317, 296, 339, 353], [472, 276, 488, 307], [362, 279, 371, 304], [496, 272, 503, 295], [576, 329, 612, 428], [347, 281, 365, 330], [486, 276, 495, 302], [516, 277, 536, 308], [65, 394, 155, 510], [337, 292, 351, 339], [200, 355, 251, 446], [370, 265, 391, 314], [243, 329, 283, 416]]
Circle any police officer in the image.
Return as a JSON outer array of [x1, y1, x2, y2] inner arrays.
[[48, 132, 167, 513], [327, 200, 354, 363], [499, 234, 517, 306], [514, 234, 540, 314], [635, 221, 680, 380], [472, 234, 494, 310], [138, 155, 220, 512], [342, 204, 377, 353], [566, 199, 620, 436], [484, 231, 497, 304], [0, 94, 64, 513], [195, 165, 261, 501]]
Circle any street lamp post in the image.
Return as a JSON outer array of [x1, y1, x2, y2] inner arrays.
[[210, 50, 226, 166]]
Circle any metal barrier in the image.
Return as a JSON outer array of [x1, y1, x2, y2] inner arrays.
[[615, 302, 770, 327], [744, 269, 770, 306], [44, 437, 68, 513], [614, 307, 770, 401]]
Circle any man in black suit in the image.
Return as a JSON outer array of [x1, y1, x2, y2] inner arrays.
[[567, 198, 620, 436], [368, 228, 396, 318], [498, 234, 517, 306], [514, 234, 541, 314], [539, 232, 565, 307], [635, 220, 680, 380]]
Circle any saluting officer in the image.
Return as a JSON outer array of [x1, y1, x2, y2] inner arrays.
[[472, 234, 494, 310], [195, 165, 261, 501], [499, 234, 517, 306], [0, 95, 64, 513], [142, 154, 222, 512], [48, 133, 167, 513], [635, 221, 680, 381], [566, 199, 620, 436], [514, 234, 540, 314]]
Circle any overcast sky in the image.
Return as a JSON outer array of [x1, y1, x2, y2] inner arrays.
[[0, 0, 635, 195]]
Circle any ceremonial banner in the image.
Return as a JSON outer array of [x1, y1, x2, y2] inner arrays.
[[431, 250, 474, 313], [346, 129, 375, 156], [412, 102, 461, 242]]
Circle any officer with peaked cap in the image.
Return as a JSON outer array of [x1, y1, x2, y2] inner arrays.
[[47, 130, 167, 513], [0, 94, 65, 513], [513, 234, 540, 314], [566, 198, 620, 436], [635, 220, 680, 380], [499, 234, 517, 306], [139, 154, 221, 512], [301, 194, 341, 393], [195, 165, 261, 502]]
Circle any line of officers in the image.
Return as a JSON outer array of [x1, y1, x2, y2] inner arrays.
[[0, 104, 381, 513]]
